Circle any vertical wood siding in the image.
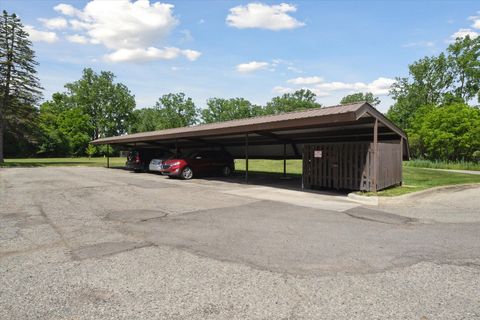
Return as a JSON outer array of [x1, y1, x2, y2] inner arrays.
[[303, 141, 401, 191]]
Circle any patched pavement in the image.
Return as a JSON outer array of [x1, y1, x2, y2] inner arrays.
[[1, 166, 480, 319]]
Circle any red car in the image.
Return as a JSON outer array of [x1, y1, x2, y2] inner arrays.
[[161, 150, 234, 180]]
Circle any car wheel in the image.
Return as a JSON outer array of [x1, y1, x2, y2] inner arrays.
[[221, 165, 232, 177], [181, 167, 193, 180]]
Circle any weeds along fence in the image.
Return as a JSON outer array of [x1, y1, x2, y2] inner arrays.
[[404, 159, 480, 171]]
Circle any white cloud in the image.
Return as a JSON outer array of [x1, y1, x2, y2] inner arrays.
[[272, 86, 293, 94], [364, 77, 396, 95], [64, 0, 178, 50], [315, 77, 395, 95], [69, 19, 90, 30], [287, 76, 323, 85], [104, 47, 201, 63], [50, 0, 201, 63], [24, 25, 58, 43], [226, 3, 305, 30], [66, 34, 89, 44], [272, 86, 329, 97], [283, 76, 395, 96], [450, 28, 479, 41], [448, 12, 480, 42], [286, 66, 302, 73], [38, 17, 68, 29], [53, 3, 83, 17], [402, 41, 435, 48], [469, 15, 480, 29], [236, 61, 270, 73], [182, 49, 202, 61]]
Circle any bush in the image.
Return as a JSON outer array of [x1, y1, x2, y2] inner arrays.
[[407, 103, 480, 161]]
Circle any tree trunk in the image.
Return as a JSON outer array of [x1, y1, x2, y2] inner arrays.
[[0, 119, 4, 163]]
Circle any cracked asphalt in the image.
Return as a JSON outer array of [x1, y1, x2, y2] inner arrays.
[[1, 166, 479, 319]]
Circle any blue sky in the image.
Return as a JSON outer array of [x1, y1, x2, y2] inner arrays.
[[3, 0, 479, 112]]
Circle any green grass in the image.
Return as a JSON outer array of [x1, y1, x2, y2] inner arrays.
[[235, 159, 302, 175], [2, 158, 480, 197], [404, 159, 480, 171], [0, 157, 125, 167], [368, 167, 480, 196]]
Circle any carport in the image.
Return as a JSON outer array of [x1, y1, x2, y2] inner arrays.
[[92, 102, 409, 192]]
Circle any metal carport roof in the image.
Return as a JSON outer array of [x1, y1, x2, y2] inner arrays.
[[92, 102, 409, 159]]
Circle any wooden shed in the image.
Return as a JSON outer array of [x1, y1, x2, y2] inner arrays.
[[92, 102, 409, 192], [303, 140, 403, 192]]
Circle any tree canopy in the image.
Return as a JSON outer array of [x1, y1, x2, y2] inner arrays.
[[37, 69, 135, 156], [387, 36, 480, 130], [264, 89, 321, 115], [129, 93, 199, 133], [407, 103, 480, 161], [387, 36, 480, 161], [340, 92, 380, 106], [64, 68, 136, 140], [154, 93, 199, 129], [202, 98, 263, 123]]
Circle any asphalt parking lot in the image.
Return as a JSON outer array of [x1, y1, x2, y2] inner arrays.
[[1, 166, 480, 319]]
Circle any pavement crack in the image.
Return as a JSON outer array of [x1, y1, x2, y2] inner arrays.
[[37, 205, 78, 260]]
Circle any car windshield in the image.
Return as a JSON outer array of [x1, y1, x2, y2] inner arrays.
[[127, 151, 138, 161]]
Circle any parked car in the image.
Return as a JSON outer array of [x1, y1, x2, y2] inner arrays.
[[126, 149, 172, 172], [149, 158, 168, 172], [160, 150, 234, 180]]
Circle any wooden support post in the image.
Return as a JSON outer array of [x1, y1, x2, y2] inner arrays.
[[175, 139, 178, 158], [301, 146, 304, 190], [283, 143, 287, 178], [245, 133, 249, 183], [107, 144, 110, 168], [372, 119, 378, 192], [399, 137, 403, 186]]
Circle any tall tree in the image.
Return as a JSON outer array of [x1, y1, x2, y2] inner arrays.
[[154, 93, 199, 129], [387, 36, 479, 130], [264, 89, 321, 115], [202, 97, 263, 123], [64, 68, 136, 140], [447, 35, 480, 103], [340, 92, 380, 106], [37, 93, 92, 156], [129, 107, 164, 133], [0, 10, 42, 162]]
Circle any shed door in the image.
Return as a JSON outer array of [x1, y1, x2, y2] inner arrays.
[[303, 144, 339, 189], [303, 143, 372, 191]]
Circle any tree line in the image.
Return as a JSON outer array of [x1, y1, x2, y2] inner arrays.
[[387, 35, 480, 162], [1, 10, 478, 162]]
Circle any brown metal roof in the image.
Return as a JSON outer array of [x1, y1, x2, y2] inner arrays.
[[92, 102, 406, 145]]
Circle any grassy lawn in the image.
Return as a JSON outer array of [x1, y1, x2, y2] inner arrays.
[[0, 157, 125, 167], [235, 159, 302, 175], [368, 167, 480, 196], [2, 158, 480, 196]]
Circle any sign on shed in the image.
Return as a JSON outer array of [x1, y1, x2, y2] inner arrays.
[[314, 150, 323, 158]]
